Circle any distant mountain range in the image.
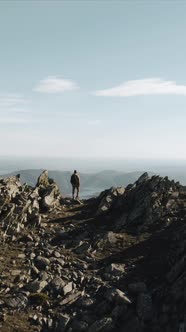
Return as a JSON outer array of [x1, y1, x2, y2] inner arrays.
[[1, 168, 185, 198], [0, 169, 151, 198]]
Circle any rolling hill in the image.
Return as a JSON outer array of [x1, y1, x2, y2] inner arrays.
[[1, 168, 185, 198], [1, 169, 152, 198]]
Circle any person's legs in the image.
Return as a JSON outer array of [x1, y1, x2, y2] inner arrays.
[[76, 186, 80, 199], [72, 186, 75, 199]]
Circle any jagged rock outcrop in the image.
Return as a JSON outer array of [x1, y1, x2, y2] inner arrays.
[[97, 172, 183, 230], [0, 170, 62, 238], [94, 172, 185, 332], [36, 170, 61, 211], [0, 172, 185, 332]]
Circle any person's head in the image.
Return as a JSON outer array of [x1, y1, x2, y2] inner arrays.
[[74, 170, 77, 174]]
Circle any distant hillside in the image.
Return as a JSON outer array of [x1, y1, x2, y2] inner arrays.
[[1, 169, 152, 198], [2, 168, 185, 198]]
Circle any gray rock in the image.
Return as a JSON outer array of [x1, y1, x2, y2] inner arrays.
[[17, 253, 26, 259], [5, 293, 28, 309], [25, 280, 48, 293], [11, 269, 22, 276], [76, 295, 96, 308], [63, 281, 73, 295], [74, 242, 91, 254], [54, 251, 61, 258], [3, 175, 22, 198], [31, 265, 40, 275], [35, 256, 50, 270], [59, 291, 82, 306], [104, 287, 131, 305], [36, 170, 50, 187], [105, 263, 125, 275], [136, 172, 149, 185], [50, 276, 66, 293], [97, 187, 125, 215], [39, 271, 50, 281], [56, 257, 65, 266], [88, 317, 114, 332], [0, 171, 185, 332]]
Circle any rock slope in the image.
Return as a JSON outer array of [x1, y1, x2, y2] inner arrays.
[[0, 171, 184, 332]]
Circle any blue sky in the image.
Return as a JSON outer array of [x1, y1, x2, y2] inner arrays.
[[0, 1, 186, 160]]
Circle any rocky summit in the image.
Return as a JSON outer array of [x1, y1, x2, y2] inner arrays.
[[0, 170, 184, 332]]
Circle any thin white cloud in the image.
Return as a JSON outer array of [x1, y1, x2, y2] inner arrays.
[[0, 93, 31, 125], [93, 78, 186, 97], [0, 117, 29, 124], [0, 107, 31, 115], [0, 94, 28, 108], [34, 76, 79, 93], [0, 93, 34, 125]]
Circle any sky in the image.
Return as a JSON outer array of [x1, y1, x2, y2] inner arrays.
[[0, 0, 186, 160]]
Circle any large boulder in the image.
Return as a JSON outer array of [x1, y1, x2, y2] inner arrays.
[[35, 170, 61, 211], [96, 187, 125, 215]]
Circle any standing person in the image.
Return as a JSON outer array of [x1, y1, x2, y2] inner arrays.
[[70, 170, 80, 200]]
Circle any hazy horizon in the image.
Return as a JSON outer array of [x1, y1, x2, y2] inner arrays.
[[1, 156, 186, 197], [0, 155, 186, 174]]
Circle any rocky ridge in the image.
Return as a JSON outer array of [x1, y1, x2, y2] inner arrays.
[[0, 171, 185, 332]]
